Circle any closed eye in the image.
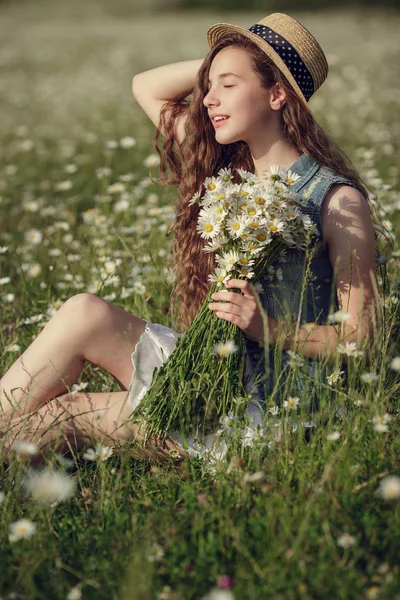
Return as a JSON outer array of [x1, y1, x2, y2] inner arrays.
[[223, 85, 235, 88]]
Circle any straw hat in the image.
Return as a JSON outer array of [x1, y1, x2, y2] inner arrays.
[[206, 13, 328, 112]]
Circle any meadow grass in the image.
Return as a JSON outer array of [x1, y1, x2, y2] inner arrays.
[[0, 2, 400, 599]]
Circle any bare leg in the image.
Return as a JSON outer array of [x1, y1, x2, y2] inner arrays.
[[0, 293, 190, 462], [0, 293, 146, 415], [3, 390, 189, 463]]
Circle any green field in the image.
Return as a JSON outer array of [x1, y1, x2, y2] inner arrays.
[[0, 2, 400, 599]]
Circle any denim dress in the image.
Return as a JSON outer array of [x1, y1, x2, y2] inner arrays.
[[245, 152, 361, 411]]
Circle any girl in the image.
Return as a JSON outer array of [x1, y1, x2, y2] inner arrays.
[[0, 13, 379, 463]]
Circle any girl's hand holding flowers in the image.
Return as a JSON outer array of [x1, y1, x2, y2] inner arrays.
[[208, 279, 280, 344]]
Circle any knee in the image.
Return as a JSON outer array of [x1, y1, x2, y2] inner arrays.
[[58, 293, 110, 333]]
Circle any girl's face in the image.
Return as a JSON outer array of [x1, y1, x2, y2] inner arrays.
[[203, 46, 274, 145]]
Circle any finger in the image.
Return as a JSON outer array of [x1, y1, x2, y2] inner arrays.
[[208, 302, 244, 316], [211, 291, 248, 304], [225, 279, 256, 297]]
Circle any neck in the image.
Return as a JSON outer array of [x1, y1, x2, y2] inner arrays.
[[246, 126, 301, 177]]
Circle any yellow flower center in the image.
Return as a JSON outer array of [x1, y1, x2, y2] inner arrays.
[[232, 222, 240, 231], [256, 233, 267, 241], [255, 197, 265, 205], [207, 183, 216, 191], [269, 224, 278, 232], [250, 221, 259, 229], [247, 208, 256, 216], [217, 193, 226, 200], [240, 191, 249, 197], [204, 224, 214, 232]]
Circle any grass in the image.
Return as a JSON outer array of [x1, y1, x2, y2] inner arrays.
[[1, 2, 400, 599]]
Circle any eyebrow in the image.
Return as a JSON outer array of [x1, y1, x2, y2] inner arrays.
[[207, 72, 242, 83]]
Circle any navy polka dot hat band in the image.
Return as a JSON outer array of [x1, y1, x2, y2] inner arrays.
[[207, 13, 329, 110]]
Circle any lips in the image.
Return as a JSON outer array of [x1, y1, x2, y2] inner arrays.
[[211, 115, 230, 128]]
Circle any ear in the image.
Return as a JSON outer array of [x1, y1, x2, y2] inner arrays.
[[269, 82, 287, 111]]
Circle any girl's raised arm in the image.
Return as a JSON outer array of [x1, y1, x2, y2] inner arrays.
[[132, 58, 204, 145]]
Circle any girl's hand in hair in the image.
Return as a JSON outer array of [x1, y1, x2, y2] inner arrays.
[[208, 279, 279, 345]]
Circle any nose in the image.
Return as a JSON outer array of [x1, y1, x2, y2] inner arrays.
[[203, 87, 220, 109]]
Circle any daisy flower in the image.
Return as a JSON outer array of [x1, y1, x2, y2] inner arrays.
[[203, 176, 224, 193], [9, 519, 37, 542], [213, 341, 238, 357], [217, 167, 233, 182], [226, 215, 247, 238], [196, 213, 221, 240], [284, 170, 301, 185], [236, 169, 258, 184], [208, 267, 231, 286], [216, 250, 240, 270], [327, 369, 345, 386], [328, 310, 351, 324], [283, 396, 300, 409], [378, 475, 400, 501], [337, 342, 363, 358]]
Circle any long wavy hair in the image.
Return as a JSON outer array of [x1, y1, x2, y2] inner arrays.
[[152, 34, 383, 333]]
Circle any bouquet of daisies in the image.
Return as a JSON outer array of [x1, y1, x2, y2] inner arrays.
[[132, 165, 318, 445]]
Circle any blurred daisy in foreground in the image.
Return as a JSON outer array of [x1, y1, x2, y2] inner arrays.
[[371, 414, 391, 433], [283, 396, 300, 410], [378, 475, 400, 501], [213, 340, 238, 357], [83, 444, 113, 462], [390, 356, 400, 371], [336, 532, 356, 549], [12, 441, 39, 456], [9, 519, 37, 542], [327, 369, 345, 386], [23, 469, 76, 505]]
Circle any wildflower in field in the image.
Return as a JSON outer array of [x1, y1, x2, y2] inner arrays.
[[336, 532, 356, 549], [65, 163, 78, 174], [147, 542, 165, 562], [0, 490, 5, 504], [326, 431, 341, 442], [143, 153, 160, 168], [132, 281, 146, 295], [327, 310, 351, 323], [96, 167, 111, 179], [268, 405, 280, 416], [327, 369, 345, 386], [105, 140, 118, 149], [365, 587, 380, 599], [9, 519, 37, 542], [0, 246, 8, 254], [0, 277, 11, 285], [197, 493, 208, 504], [286, 350, 305, 368], [239, 425, 265, 447], [83, 444, 113, 462], [22, 263, 41, 278], [219, 411, 240, 435], [217, 575, 233, 589], [203, 589, 235, 600], [213, 340, 238, 357], [158, 585, 172, 599], [390, 356, 400, 371], [360, 372, 379, 383], [3, 293, 15, 302], [371, 414, 391, 433], [55, 180, 73, 191], [21, 314, 45, 325], [23, 469, 76, 505], [243, 471, 265, 483], [12, 441, 39, 456], [337, 342, 363, 357], [119, 136, 136, 148], [283, 396, 300, 410], [377, 475, 400, 501], [56, 454, 75, 469], [24, 229, 43, 245], [107, 182, 125, 194], [5, 343, 21, 352], [66, 585, 82, 600]]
